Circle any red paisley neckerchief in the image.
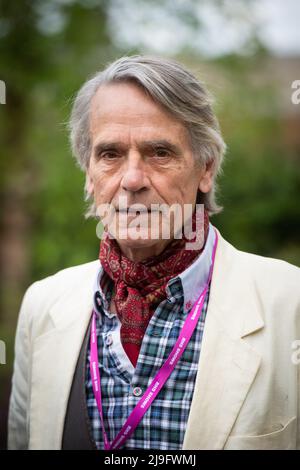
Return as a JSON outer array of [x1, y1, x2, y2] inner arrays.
[[99, 207, 209, 367]]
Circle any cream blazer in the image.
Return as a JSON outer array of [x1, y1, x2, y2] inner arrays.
[[7, 226, 300, 450]]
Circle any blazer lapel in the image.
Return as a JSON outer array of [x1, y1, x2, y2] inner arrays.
[[183, 227, 264, 449], [29, 272, 95, 449]]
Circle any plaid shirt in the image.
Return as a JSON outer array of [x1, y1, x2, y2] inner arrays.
[[85, 223, 216, 450]]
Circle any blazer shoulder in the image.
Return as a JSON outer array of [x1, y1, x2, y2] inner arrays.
[[18, 260, 99, 336], [237, 248, 300, 278], [216, 230, 299, 303], [27, 258, 99, 299], [217, 228, 300, 284], [235, 247, 300, 304]]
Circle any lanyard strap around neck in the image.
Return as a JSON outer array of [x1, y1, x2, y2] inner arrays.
[[90, 228, 218, 450]]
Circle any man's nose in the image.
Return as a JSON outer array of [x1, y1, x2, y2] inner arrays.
[[120, 153, 149, 193]]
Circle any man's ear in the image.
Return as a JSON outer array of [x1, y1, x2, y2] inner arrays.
[[198, 159, 214, 194], [85, 171, 94, 197]]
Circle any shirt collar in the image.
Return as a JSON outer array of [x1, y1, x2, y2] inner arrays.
[[93, 222, 216, 317], [165, 222, 216, 313]]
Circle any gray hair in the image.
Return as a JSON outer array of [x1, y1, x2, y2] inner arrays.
[[69, 55, 226, 218]]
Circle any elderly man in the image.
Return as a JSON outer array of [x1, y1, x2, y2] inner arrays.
[[8, 56, 300, 450]]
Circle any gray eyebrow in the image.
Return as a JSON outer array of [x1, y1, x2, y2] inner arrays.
[[93, 139, 183, 157], [138, 140, 183, 155]]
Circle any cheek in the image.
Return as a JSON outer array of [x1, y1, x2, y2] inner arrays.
[[176, 175, 201, 205], [91, 168, 123, 206], [90, 161, 112, 186], [152, 171, 186, 202]]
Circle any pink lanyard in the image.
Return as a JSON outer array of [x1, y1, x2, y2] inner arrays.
[[90, 229, 218, 450]]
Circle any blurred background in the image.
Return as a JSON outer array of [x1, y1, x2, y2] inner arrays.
[[0, 0, 299, 449]]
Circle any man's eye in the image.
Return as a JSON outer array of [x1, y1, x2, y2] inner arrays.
[[155, 148, 170, 158], [100, 152, 119, 160]]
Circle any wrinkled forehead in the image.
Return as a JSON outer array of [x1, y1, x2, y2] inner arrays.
[[89, 82, 190, 146]]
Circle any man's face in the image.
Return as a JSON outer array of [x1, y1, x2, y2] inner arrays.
[[87, 82, 213, 260]]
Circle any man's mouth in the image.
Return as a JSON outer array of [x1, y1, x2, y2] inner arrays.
[[116, 208, 152, 214]]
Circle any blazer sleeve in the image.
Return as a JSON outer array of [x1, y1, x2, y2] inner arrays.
[[7, 283, 36, 450]]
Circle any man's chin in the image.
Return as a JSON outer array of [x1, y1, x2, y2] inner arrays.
[[111, 232, 163, 247]]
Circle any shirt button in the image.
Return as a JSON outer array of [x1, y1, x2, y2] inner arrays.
[[106, 335, 113, 346], [133, 387, 142, 397]]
